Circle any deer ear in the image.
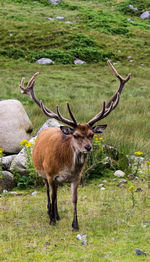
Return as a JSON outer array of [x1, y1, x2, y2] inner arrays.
[[60, 126, 74, 135], [92, 124, 107, 134]]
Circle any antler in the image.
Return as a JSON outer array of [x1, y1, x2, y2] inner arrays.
[[20, 72, 77, 127], [87, 61, 131, 127]]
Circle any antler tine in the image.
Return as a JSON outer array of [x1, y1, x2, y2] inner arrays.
[[106, 61, 131, 108], [20, 73, 78, 127], [67, 103, 78, 126], [88, 61, 131, 126], [56, 105, 77, 127], [87, 101, 106, 127]]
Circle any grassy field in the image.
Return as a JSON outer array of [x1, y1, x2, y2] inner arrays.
[[0, 180, 150, 261], [0, 1, 150, 261], [0, 0, 150, 156]]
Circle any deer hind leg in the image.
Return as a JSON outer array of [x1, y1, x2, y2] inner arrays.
[[44, 179, 51, 217], [71, 181, 79, 231], [47, 178, 60, 225]]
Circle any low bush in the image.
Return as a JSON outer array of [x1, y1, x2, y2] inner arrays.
[[117, 0, 150, 17]]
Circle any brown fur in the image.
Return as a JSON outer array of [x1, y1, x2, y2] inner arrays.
[[33, 127, 74, 179]]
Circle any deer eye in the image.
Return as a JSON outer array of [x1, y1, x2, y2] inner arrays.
[[88, 134, 94, 139], [73, 134, 83, 139]]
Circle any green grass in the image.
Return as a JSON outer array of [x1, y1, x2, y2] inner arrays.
[[0, 0, 150, 157], [0, 180, 150, 261]]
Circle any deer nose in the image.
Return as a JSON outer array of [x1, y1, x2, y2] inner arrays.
[[85, 144, 92, 152]]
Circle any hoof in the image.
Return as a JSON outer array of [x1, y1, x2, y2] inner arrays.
[[72, 222, 79, 231], [56, 215, 60, 221], [50, 220, 56, 226], [72, 226, 79, 232]]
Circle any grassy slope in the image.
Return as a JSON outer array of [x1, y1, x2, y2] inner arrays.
[[0, 0, 150, 156], [0, 180, 150, 262]]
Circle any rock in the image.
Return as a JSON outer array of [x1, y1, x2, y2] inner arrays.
[[119, 179, 127, 184], [128, 5, 138, 11], [36, 58, 54, 65], [140, 11, 150, 20], [136, 249, 146, 256], [65, 21, 72, 24], [128, 174, 135, 180], [98, 184, 104, 188], [48, 0, 61, 5], [11, 119, 60, 174], [0, 171, 16, 192], [3, 189, 8, 193], [76, 234, 87, 241], [31, 191, 37, 196], [74, 59, 86, 65], [1, 155, 17, 170], [127, 18, 134, 23], [135, 187, 143, 192], [35, 119, 61, 136], [114, 170, 125, 177], [48, 17, 54, 21], [10, 137, 36, 174], [56, 16, 65, 21], [0, 100, 33, 154]]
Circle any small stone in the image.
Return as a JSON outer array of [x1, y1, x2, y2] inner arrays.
[[114, 170, 125, 177], [140, 11, 150, 20], [135, 188, 143, 192], [136, 248, 146, 256], [48, 17, 54, 21], [98, 184, 104, 188], [81, 240, 87, 245], [31, 191, 37, 196], [48, 0, 61, 5], [74, 59, 86, 65], [129, 5, 138, 11], [76, 234, 87, 241], [56, 16, 65, 21], [127, 18, 134, 23], [36, 58, 54, 65], [65, 21, 72, 24], [119, 179, 127, 184], [3, 189, 8, 193]]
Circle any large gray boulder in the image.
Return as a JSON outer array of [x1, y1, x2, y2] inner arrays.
[[0, 100, 33, 154], [10, 119, 61, 175], [0, 171, 16, 192]]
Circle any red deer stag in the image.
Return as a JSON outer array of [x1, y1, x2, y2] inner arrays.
[[20, 61, 131, 230]]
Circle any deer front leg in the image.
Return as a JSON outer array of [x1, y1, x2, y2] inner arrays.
[[48, 179, 60, 225], [71, 181, 79, 231]]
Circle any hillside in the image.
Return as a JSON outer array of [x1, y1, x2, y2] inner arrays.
[[0, 0, 150, 155]]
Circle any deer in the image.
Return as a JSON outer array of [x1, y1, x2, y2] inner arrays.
[[19, 61, 131, 231]]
